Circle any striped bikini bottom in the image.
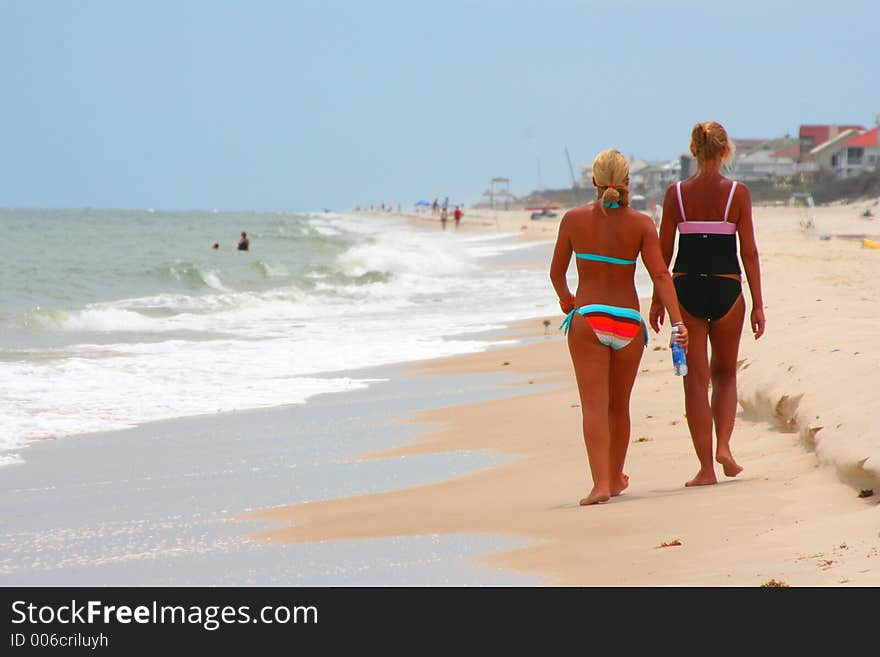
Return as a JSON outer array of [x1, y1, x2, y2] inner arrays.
[[559, 304, 649, 350]]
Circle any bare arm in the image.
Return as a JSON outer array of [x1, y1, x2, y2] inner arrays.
[[549, 214, 574, 308], [734, 184, 765, 339], [640, 216, 687, 347], [649, 186, 679, 331]]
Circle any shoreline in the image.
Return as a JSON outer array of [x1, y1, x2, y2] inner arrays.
[[0, 358, 553, 585], [2, 206, 566, 585], [249, 200, 880, 586]]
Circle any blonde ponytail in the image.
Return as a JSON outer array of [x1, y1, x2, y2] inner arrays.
[[592, 149, 630, 215]]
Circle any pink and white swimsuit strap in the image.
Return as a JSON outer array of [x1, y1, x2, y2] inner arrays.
[[675, 180, 738, 235]]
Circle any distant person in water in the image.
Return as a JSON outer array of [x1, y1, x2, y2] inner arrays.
[[212, 243, 219, 250], [238, 232, 250, 251], [453, 205, 462, 228]]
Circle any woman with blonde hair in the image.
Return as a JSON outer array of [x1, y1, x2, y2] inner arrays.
[[649, 121, 765, 487], [550, 149, 688, 506]]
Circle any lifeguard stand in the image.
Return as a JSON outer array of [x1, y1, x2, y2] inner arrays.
[[789, 191, 816, 231], [488, 177, 511, 210], [787, 192, 815, 208]]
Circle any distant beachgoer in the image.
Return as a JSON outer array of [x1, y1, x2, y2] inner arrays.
[[238, 231, 250, 251], [432, 198, 439, 215], [212, 243, 219, 250], [550, 148, 688, 506], [453, 205, 462, 228], [650, 121, 765, 487], [440, 207, 448, 230]]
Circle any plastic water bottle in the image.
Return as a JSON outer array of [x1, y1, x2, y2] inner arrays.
[[671, 327, 688, 376]]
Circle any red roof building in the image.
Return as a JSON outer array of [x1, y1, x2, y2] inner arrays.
[[808, 126, 880, 178], [798, 124, 865, 160], [843, 127, 879, 148], [733, 138, 767, 149], [771, 144, 801, 159]]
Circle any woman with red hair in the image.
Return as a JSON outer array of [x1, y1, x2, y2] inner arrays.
[[650, 121, 766, 487]]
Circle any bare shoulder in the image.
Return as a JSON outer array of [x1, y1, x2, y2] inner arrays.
[[729, 180, 752, 218], [563, 202, 593, 218], [627, 208, 655, 230], [557, 207, 578, 237], [558, 209, 574, 232], [560, 203, 592, 226], [733, 180, 752, 201]]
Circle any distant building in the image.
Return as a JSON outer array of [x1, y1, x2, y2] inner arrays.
[[731, 138, 768, 158], [733, 149, 797, 182], [812, 127, 880, 178], [809, 128, 867, 177], [575, 122, 878, 193], [577, 164, 592, 189], [679, 154, 697, 179], [579, 157, 680, 195], [729, 138, 799, 182], [631, 160, 680, 197], [798, 124, 865, 162]]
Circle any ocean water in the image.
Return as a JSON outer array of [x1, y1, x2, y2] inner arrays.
[[0, 208, 566, 465]]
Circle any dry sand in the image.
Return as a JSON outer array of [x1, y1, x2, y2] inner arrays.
[[249, 199, 880, 586]]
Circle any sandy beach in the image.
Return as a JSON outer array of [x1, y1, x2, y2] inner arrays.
[[250, 200, 880, 586]]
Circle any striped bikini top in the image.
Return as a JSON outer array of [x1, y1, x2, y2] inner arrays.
[[672, 180, 741, 275]]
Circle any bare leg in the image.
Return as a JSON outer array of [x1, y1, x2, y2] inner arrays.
[[709, 294, 746, 477], [567, 314, 612, 505], [608, 328, 645, 495], [680, 309, 717, 487]]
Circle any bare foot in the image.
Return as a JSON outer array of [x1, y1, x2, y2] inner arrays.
[[579, 488, 611, 506], [685, 469, 717, 487], [611, 473, 629, 497], [716, 450, 743, 477]]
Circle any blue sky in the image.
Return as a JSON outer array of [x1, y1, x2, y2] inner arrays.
[[1, 0, 877, 211]]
